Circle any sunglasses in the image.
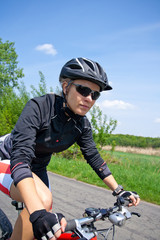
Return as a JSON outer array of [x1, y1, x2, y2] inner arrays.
[[72, 83, 100, 100]]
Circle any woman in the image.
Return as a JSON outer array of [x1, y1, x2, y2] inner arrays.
[[0, 57, 140, 240]]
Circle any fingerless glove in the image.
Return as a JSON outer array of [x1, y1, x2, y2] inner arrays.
[[30, 209, 64, 240]]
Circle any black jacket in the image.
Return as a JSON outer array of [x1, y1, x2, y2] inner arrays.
[[1, 94, 111, 185]]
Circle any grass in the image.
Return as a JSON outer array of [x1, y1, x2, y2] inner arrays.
[[108, 151, 160, 205], [47, 151, 160, 205]]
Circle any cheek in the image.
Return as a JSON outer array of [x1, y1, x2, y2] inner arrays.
[[91, 100, 95, 107], [67, 92, 77, 109]]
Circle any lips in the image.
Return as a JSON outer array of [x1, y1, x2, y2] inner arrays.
[[80, 104, 90, 110]]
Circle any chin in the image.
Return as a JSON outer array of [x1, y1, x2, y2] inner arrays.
[[76, 110, 88, 116], [72, 106, 90, 116], [78, 113, 86, 116]]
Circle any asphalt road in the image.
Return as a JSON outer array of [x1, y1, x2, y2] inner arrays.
[[0, 172, 160, 240]]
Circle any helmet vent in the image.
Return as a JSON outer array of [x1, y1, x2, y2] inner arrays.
[[76, 58, 85, 72], [83, 58, 95, 71], [96, 63, 103, 75], [69, 64, 81, 70]]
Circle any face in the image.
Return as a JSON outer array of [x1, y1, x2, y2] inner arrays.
[[63, 79, 100, 116]]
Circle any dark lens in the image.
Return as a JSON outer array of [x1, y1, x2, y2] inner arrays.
[[76, 85, 91, 97], [91, 91, 100, 100], [75, 84, 100, 100]]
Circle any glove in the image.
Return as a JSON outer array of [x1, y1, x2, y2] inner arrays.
[[30, 209, 64, 240], [117, 190, 140, 199], [112, 185, 139, 200], [117, 190, 140, 206]]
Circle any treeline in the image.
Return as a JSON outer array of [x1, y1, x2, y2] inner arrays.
[[105, 134, 160, 149]]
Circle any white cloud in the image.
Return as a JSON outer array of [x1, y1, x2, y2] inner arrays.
[[35, 44, 57, 56], [98, 100, 135, 110], [155, 118, 160, 123]]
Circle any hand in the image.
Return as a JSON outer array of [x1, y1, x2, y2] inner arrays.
[[59, 214, 67, 233], [30, 209, 66, 240], [118, 190, 140, 207]]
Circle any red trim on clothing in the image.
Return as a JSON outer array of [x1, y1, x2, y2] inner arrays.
[[100, 162, 106, 166], [0, 183, 10, 196], [10, 162, 23, 172], [0, 162, 11, 174]]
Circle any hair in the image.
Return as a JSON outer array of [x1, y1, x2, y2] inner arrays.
[[59, 77, 71, 97], [59, 77, 71, 87]]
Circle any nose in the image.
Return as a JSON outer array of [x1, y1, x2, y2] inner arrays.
[[84, 94, 93, 102]]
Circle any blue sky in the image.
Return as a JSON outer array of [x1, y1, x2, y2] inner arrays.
[[1, 0, 160, 138]]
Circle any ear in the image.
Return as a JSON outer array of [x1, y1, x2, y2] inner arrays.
[[62, 81, 68, 95]]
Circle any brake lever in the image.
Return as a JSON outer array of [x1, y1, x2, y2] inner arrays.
[[131, 212, 141, 217]]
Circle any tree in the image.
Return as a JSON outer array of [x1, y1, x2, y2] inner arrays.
[[0, 70, 55, 136], [30, 71, 53, 97], [0, 84, 30, 135], [0, 38, 24, 93], [89, 105, 117, 148]]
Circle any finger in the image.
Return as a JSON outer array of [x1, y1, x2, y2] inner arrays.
[[46, 231, 56, 240], [128, 195, 140, 207], [60, 218, 67, 232], [50, 236, 56, 240], [54, 229, 62, 239], [128, 195, 136, 206], [135, 197, 140, 206]]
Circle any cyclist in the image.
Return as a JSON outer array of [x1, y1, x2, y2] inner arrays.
[[0, 57, 140, 240]]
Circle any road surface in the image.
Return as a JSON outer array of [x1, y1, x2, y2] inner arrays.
[[0, 172, 160, 239]]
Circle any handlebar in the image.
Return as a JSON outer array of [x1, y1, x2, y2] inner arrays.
[[65, 220, 77, 232], [64, 197, 141, 239]]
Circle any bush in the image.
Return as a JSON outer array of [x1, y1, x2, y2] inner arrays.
[[105, 134, 160, 149], [89, 105, 117, 148], [53, 143, 83, 160]]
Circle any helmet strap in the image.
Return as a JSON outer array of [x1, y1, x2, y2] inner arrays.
[[62, 80, 81, 121]]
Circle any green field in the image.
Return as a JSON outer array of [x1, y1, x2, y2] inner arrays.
[[48, 151, 160, 205]]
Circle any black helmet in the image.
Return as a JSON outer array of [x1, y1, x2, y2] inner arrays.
[[59, 57, 112, 91]]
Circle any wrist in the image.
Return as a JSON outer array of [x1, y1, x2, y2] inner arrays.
[[112, 185, 123, 196], [30, 209, 46, 222]]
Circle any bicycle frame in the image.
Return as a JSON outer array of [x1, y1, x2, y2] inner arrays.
[[58, 233, 97, 240]]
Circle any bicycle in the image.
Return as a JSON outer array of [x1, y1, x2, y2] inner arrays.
[[0, 197, 140, 240]]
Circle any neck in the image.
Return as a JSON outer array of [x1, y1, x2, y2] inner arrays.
[[62, 101, 82, 122]]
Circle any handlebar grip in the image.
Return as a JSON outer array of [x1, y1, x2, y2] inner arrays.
[[65, 219, 76, 232], [124, 198, 133, 206], [117, 197, 132, 206]]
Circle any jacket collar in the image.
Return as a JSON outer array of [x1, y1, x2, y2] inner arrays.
[[55, 95, 82, 123]]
